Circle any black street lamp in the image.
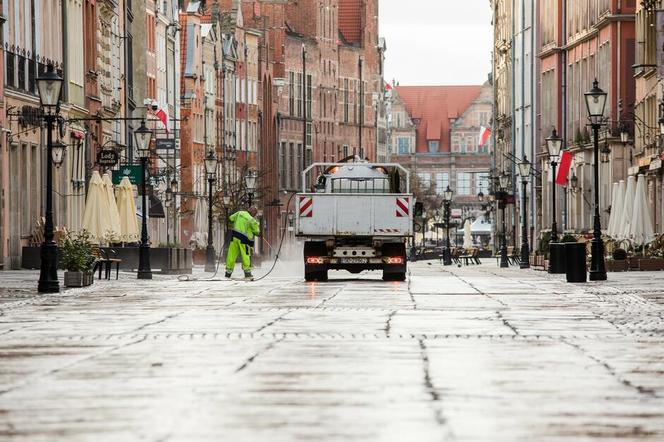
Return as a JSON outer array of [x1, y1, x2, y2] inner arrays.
[[518, 156, 532, 269], [245, 169, 257, 206], [498, 173, 510, 268], [204, 151, 218, 273], [442, 186, 453, 266], [36, 64, 64, 293], [135, 120, 153, 280], [585, 79, 608, 281], [545, 128, 565, 274]]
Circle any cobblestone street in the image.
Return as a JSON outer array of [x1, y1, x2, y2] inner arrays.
[[1, 262, 663, 441]]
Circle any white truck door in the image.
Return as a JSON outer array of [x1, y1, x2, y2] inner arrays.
[[335, 196, 373, 235]]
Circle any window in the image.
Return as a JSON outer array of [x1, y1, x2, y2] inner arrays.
[[6, 52, 15, 88], [295, 143, 302, 188], [475, 173, 489, 194], [397, 137, 410, 154], [289, 72, 295, 116], [428, 140, 439, 153], [306, 74, 312, 119], [289, 142, 295, 189], [343, 78, 349, 123], [342, 145, 349, 158], [280, 142, 286, 190], [460, 137, 467, 153], [417, 172, 431, 190], [435, 172, 449, 194], [297, 73, 303, 117], [457, 172, 471, 195], [17, 55, 26, 91]]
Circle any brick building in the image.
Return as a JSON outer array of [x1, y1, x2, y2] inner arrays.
[[537, 0, 635, 234], [388, 83, 492, 239]]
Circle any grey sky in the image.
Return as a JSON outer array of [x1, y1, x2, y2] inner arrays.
[[380, 0, 493, 86]]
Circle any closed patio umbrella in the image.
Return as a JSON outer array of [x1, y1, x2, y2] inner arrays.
[[606, 182, 619, 236], [609, 180, 625, 238], [102, 173, 122, 242], [190, 198, 208, 249], [116, 176, 139, 243], [630, 174, 655, 246], [81, 171, 111, 242], [463, 219, 472, 249], [618, 175, 637, 240]]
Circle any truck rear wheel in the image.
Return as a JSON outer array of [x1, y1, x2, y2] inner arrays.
[[304, 241, 328, 282]]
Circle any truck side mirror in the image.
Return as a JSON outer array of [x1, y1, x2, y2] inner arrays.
[[414, 202, 423, 218]]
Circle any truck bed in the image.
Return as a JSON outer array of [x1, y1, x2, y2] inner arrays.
[[296, 193, 413, 237]]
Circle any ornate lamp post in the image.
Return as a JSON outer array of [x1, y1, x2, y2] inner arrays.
[[498, 173, 510, 268], [584, 79, 608, 281], [204, 151, 218, 272], [36, 64, 64, 293], [135, 120, 153, 280], [442, 186, 453, 266], [518, 156, 532, 269], [244, 169, 258, 206], [545, 128, 564, 273]]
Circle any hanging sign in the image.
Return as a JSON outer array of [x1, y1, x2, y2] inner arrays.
[[650, 158, 662, 171], [155, 139, 176, 150], [112, 165, 143, 185], [96, 149, 119, 167]]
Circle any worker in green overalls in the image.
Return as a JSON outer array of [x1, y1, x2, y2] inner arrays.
[[225, 207, 260, 280]]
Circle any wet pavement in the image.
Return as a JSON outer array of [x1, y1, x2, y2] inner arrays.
[[0, 261, 663, 441]]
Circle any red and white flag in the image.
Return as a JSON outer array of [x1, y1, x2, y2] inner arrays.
[[556, 150, 574, 186], [479, 126, 491, 147], [155, 108, 170, 134]]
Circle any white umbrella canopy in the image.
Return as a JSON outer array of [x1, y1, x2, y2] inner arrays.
[[116, 176, 139, 242], [81, 171, 111, 242], [463, 219, 472, 249], [630, 174, 655, 246], [606, 182, 619, 236], [618, 175, 637, 240], [102, 173, 122, 242], [609, 180, 625, 238]]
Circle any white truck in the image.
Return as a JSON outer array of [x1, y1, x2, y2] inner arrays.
[[296, 158, 413, 282]]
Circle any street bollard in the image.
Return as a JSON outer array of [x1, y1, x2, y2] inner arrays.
[[565, 242, 587, 283]]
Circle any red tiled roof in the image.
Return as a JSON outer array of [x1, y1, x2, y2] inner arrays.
[[396, 85, 482, 153], [338, 0, 362, 44]]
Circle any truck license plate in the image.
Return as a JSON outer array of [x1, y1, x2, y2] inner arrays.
[[341, 258, 368, 264]]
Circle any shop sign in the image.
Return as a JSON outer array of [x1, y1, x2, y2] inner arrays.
[[638, 157, 651, 168], [628, 166, 640, 176], [96, 149, 119, 167], [112, 165, 143, 185], [155, 138, 176, 150], [451, 209, 462, 218], [650, 159, 662, 171]]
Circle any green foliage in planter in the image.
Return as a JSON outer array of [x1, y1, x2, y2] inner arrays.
[[612, 248, 627, 260], [560, 234, 577, 243], [538, 231, 552, 259], [574, 128, 583, 146], [61, 230, 95, 272]]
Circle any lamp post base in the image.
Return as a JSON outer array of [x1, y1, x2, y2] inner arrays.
[[137, 244, 152, 280], [519, 244, 530, 269], [38, 242, 60, 293], [442, 248, 452, 266], [499, 245, 509, 268], [205, 245, 216, 273], [589, 237, 607, 281]]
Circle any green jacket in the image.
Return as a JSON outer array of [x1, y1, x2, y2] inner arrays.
[[229, 210, 260, 244]]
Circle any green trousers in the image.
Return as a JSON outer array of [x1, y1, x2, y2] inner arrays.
[[226, 237, 252, 273]]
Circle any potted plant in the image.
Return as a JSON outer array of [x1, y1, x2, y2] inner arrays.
[[61, 231, 95, 287]]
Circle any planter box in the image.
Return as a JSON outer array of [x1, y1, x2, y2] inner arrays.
[[64, 271, 93, 287], [192, 249, 206, 265], [637, 258, 664, 271], [605, 260, 629, 272]]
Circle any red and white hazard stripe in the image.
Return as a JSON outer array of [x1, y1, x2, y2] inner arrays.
[[396, 197, 410, 217], [299, 196, 313, 218]]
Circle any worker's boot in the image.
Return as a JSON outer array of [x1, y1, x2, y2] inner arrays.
[[224, 271, 232, 279], [244, 271, 254, 281]]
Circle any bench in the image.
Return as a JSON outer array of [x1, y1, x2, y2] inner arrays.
[[459, 248, 481, 266]]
